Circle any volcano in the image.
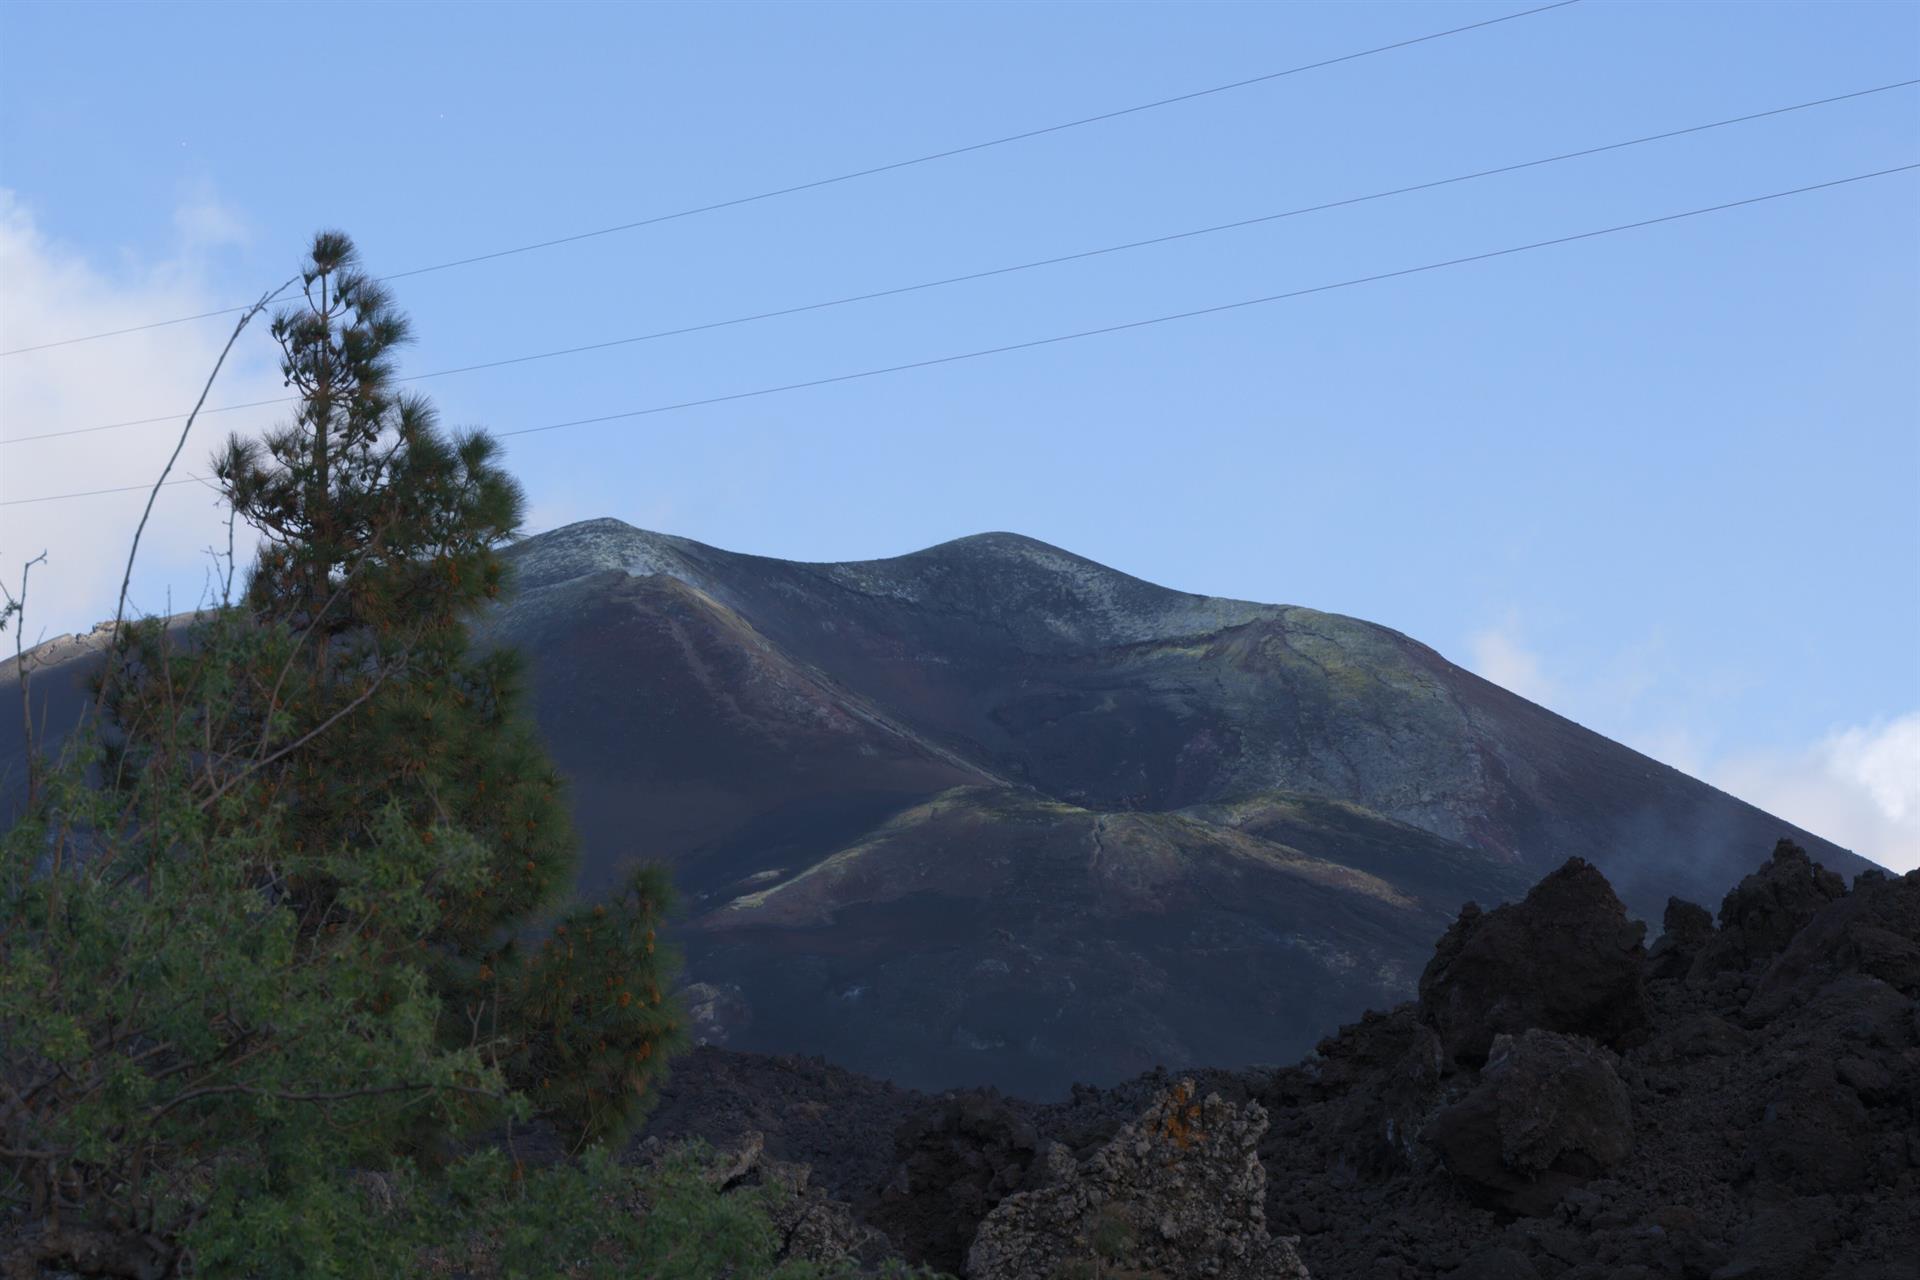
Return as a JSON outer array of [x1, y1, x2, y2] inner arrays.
[[0, 519, 1869, 1095]]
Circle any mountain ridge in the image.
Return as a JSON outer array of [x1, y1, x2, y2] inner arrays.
[[0, 518, 1875, 1095], [479, 518, 1866, 1092], [491, 519, 1857, 884]]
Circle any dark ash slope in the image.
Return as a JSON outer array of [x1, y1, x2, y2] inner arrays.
[[1, 518, 1870, 1095]]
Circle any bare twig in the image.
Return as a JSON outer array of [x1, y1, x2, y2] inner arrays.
[[95, 275, 298, 717], [219, 503, 238, 607], [3, 550, 48, 810]]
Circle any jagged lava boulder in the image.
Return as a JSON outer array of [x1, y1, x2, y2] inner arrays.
[[1745, 861, 1920, 1019], [965, 1080, 1310, 1280], [1646, 896, 1715, 980], [1691, 838, 1848, 979], [1418, 858, 1652, 1066], [1302, 1005, 1448, 1180], [1424, 1029, 1634, 1217]]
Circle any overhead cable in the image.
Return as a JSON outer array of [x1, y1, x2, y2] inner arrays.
[[4, 161, 1910, 509], [0, 1, 1581, 357], [8, 76, 1911, 448]]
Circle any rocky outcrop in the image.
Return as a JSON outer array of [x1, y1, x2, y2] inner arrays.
[[1646, 896, 1714, 980], [757, 1161, 895, 1270], [1271, 1006, 1449, 1186], [1690, 838, 1847, 978], [1746, 864, 1920, 1018], [1257, 858, 1919, 1279], [964, 1080, 1309, 1280], [1418, 858, 1652, 1066], [1424, 1030, 1633, 1216]]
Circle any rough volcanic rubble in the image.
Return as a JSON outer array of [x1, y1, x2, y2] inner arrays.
[[636, 841, 1919, 1278]]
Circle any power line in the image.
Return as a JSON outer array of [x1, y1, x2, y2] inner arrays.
[[10, 76, 1912, 449], [3, 161, 1911, 510], [0, 1, 1583, 358], [1, 476, 211, 507]]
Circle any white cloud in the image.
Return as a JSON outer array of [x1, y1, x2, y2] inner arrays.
[[1466, 618, 1556, 705], [1710, 714, 1920, 874], [172, 190, 253, 252], [0, 191, 282, 646], [1825, 715, 1920, 825]]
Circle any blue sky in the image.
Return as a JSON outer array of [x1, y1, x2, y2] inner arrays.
[[1, 0, 1916, 866]]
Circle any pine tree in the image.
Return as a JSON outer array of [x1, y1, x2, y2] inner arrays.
[[199, 231, 570, 953], [103, 230, 683, 1144]]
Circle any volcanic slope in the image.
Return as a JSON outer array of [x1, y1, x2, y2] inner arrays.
[[488, 520, 1859, 907], [465, 519, 1863, 1092], [0, 519, 1868, 1095], [689, 784, 1533, 1097]]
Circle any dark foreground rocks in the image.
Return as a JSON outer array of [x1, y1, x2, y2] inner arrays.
[[1418, 858, 1653, 1066], [965, 1081, 1309, 1280], [637, 841, 1919, 1278], [1424, 1029, 1635, 1218]]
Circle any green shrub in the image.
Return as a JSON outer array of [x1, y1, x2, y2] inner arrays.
[[1, 702, 507, 1275]]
